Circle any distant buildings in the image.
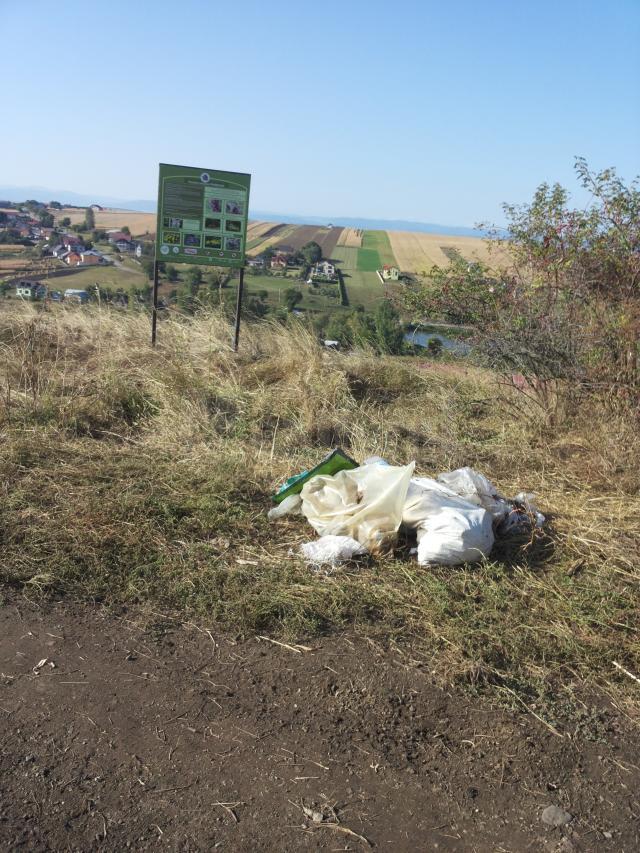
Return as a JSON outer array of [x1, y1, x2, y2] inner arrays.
[[381, 264, 400, 281], [310, 260, 337, 281], [15, 280, 47, 300]]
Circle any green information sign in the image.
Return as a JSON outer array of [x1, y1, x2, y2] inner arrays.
[[155, 163, 251, 268]]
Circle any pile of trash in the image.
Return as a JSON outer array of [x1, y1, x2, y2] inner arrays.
[[269, 449, 544, 568]]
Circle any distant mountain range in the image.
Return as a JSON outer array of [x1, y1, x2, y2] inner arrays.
[[0, 184, 491, 237]]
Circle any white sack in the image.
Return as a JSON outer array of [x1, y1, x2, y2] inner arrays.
[[301, 463, 415, 555], [403, 476, 494, 566], [299, 535, 367, 566]]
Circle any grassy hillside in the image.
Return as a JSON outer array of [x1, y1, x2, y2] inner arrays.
[[1, 303, 638, 713]]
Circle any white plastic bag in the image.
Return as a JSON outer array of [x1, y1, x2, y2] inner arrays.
[[437, 467, 545, 532], [403, 476, 494, 565], [267, 493, 302, 520], [437, 467, 510, 522], [299, 535, 367, 567], [300, 463, 415, 555]]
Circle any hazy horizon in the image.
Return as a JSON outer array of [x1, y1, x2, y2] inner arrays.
[[2, 1, 638, 226]]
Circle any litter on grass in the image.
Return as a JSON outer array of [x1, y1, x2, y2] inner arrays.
[[271, 450, 545, 568]]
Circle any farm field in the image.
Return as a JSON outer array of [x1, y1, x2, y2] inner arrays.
[[51, 207, 156, 237], [245, 221, 284, 249], [332, 245, 385, 308], [387, 230, 497, 273], [336, 226, 363, 248], [245, 223, 300, 257], [246, 224, 344, 259], [361, 230, 398, 267], [46, 265, 147, 293]]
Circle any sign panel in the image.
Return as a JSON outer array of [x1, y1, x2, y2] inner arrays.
[[155, 163, 251, 268]]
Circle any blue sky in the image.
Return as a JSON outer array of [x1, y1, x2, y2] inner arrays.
[[1, 0, 638, 226]]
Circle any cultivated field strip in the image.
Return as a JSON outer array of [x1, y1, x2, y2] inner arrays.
[[245, 224, 300, 256], [246, 222, 286, 249], [387, 230, 494, 272], [53, 207, 157, 237], [337, 227, 363, 248]]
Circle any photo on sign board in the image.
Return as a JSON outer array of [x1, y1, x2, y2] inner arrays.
[[225, 200, 244, 215], [163, 216, 183, 229], [225, 219, 242, 233], [207, 198, 222, 213], [163, 231, 181, 245], [183, 233, 201, 247], [204, 217, 222, 231], [204, 235, 222, 249], [225, 236, 241, 251]]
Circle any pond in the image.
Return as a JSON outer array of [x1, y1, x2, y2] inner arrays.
[[404, 327, 471, 355]]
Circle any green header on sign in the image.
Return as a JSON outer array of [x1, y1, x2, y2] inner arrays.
[[155, 163, 251, 268]]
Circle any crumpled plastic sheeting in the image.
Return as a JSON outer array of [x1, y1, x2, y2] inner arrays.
[[299, 535, 367, 567], [300, 463, 415, 555], [271, 460, 544, 568]]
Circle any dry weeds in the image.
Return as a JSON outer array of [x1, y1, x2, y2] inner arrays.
[[0, 303, 638, 713]]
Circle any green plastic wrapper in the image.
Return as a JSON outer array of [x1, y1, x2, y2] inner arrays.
[[272, 448, 358, 504]]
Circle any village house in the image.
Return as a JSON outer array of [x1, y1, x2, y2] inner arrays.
[[381, 264, 400, 281], [310, 260, 337, 280], [247, 256, 264, 268], [15, 280, 47, 300], [62, 234, 84, 250], [270, 253, 288, 270], [64, 249, 105, 266], [107, 231, 135, 252]]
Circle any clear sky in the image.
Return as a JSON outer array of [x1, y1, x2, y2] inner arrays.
[[1, 0, 638, 226]]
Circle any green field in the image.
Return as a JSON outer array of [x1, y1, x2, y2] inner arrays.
[[47, 265, 147, 293], [361, 230, 398, 267], [242, 272, 340, 312], [332, 246, 385, 308]]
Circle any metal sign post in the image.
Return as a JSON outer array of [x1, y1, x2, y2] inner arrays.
[[152, 163, 251, 347], [233, 266, 245, 352], [151, 259, 159, 346]]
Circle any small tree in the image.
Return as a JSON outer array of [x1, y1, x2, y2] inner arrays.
[[284, 288, 303, 312], [121, 225, 131, 236], [300, 241, 322, 265], [166, 264, 179, 283], [85, 207, 96, 230], [61, 217, 71, 227]]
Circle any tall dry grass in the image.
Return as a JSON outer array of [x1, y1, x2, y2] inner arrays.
[[0, 302, 638, 719]]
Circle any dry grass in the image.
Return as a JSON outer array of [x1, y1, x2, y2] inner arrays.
[[388, 230, 501, 273], [0, 303, 638, 715], [337, 227, 363, 248], [52, 207, 156, 237]]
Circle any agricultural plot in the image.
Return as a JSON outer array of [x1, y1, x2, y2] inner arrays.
[[246, 222, 286, 250], [332, 245, 385, 308], [387, 230, 497, 273], [337, 227, 363, 248], [245, 224, 301, 257], [361, 230, 398, 267], [52, 207, 157, 237]]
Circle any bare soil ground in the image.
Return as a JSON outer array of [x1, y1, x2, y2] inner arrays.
[[1, 594, 638, 852]]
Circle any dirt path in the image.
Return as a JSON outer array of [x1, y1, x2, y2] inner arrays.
[[1, 596, 638, 852]]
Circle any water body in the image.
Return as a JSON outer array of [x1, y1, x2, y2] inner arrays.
[[404, 328, 471, 355]]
